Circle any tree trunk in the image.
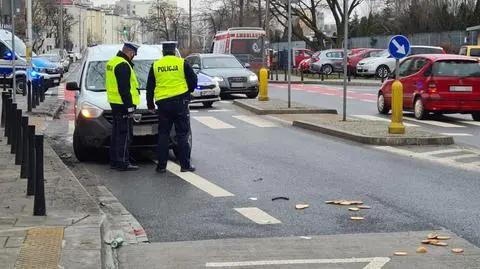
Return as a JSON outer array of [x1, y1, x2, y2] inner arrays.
[[239, 0, 244, 26], [258, 0, 262, 27]]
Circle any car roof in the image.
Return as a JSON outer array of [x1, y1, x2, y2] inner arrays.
[[407, 54, 478, 61], [410, 45, 444, 49], [190, 53, 236, 58], [85, 44, 166, 61]]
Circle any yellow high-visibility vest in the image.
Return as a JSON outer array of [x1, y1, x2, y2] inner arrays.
[[105, 56, 140, 105], [153, 56, 188, 101]]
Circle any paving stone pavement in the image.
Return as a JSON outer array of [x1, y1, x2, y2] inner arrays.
[[0, 88, 103, 269]]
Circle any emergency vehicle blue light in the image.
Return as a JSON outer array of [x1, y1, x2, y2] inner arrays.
[[6, 52, 11, 57], [30, 70, 38, 77]]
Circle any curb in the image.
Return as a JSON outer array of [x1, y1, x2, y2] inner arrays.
[[292, 120, 454, 146], [52, 100, 67, 119], [233, 100, 338, 115], [268, 80, 382, 87]]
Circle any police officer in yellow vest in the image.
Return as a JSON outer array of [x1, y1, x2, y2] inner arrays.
[[146, 41, 198, 173], [105, 41, 140, 171]]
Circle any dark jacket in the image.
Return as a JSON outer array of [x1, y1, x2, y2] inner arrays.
[[110, 51, 138, 114], [146, 56, 198, 110]]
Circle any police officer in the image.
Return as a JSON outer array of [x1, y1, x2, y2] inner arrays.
[[146, 41, 197, 173], [105, 41, 140, 171]]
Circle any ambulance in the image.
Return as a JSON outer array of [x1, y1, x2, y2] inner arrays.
[[211, 27, 266, 71]]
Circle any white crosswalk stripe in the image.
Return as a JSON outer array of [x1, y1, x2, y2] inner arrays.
[[57, 84, 65, 100], [233, 115, 278, 128], [441, 133, 473, 137], [193, 116, 235, 129], [234, 207, 281, 224], [404, 117, 465, 128], [352, 115, 419, 127], [458, 120, 480, 127]]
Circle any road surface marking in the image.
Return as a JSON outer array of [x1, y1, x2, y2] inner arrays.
[[193, 116, 235, 129], [57, 85, 65, 100], [166, 161, 234, 197], [352, 115, 419, 127], [233, 115, 278, 127], [364, 93, 377, 96], [361, 99, 377, 103], [234, 207, 281, 224], [404, 117, 465, 128], [441, 133, 473, 137], [373, 146, 480, 171], [448, 153, 479, 160], [323, 93, 336, 95], [208, 109, 232, 112], [190, 110, 199, 113], [206, 257, 390, 268], [220, 100, 233, 104], [458, 120, 480, 127]]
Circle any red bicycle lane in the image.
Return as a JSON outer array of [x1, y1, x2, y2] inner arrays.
[[269, 83, 377, 102]]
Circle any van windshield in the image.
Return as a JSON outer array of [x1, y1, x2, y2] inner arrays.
[[432, 60, 480, 77], [4, 35, 27, 57], [85, 60, 153, 91]]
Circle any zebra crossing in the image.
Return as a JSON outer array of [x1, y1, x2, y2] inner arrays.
[[193, 114, 279, 129], [351, 114, 480, 136]]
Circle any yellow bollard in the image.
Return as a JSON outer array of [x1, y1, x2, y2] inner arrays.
[[388, 80, 406, 134], [258, 68, 269, 101]]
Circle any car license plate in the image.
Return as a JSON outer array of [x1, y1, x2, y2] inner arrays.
[[231, 82, 244, 88], [450, 86, 472, 92], [53, 79, 59, 84], [200, 90, 214, 96], [133, 124, 157, 135]]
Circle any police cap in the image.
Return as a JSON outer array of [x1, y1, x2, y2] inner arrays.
[[162, 41, 178, 51], [123, 41, 140, 55]]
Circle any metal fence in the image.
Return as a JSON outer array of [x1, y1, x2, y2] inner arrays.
[[349, 30, 467, 52]]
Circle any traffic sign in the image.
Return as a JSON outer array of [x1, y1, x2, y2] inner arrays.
[[388, 35, 410, 60]]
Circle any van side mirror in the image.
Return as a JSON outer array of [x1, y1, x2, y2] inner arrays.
[[2, 50, 13, 60], [192, 64, 200, 70], [66, 81, 80, 91], [244, 63, 250, 68]]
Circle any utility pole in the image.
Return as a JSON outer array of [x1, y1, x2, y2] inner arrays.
[[59, 0, 64, 57], [26, 0, 32, 97], [342, 0, 348, 121], [262, 0, 270, 68], [10, 0, 16, 102], [189, 0, 192, 53], [287, 0, 291, 108]]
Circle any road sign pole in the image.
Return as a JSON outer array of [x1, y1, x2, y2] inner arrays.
[[10, 0, 16, 102], [342, 0, 348, 121], [395, 59, 399, 80], [287, 0, 291, 108]]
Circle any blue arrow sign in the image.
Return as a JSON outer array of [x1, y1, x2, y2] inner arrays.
[[388, 35, 411, 60]]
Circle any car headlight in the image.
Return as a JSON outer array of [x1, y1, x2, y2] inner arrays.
[[80, 102, 103, 119], [249, 74, 258, 81], [212, 76, 224, 82]]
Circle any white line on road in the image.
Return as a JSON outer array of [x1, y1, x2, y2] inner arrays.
[[404, 117, 465, 128], [361, 99, 377, 103], [441, 133, 473, 137], [166, 161, 234, 197], [416, 148, 465, 156], [219, 100, 233, 104], [193, 116, 235, 129], [458, 120, 480, 127], [206, 257, 391, 268], [448, 153, 479, 160], [190, 110, 199, 113], [323, 93, 336, 96], [233, 115, 278, 128], [352, 115, 419, 127], [208, 109, 232, 112], [364, 93, 377, 96], [233, 207, 281, 224]]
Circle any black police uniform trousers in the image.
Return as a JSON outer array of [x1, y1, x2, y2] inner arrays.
[[156, 96, 191, 169], [109, 105, 133, 168]]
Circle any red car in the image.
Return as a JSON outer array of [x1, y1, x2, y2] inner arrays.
[[348, 49, 383, 74], [377, 54, 480, 120], [293, 48, 314, 67], [297, 58, 313, 73]]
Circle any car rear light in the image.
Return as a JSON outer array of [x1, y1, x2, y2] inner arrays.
[[313, 57, 320, 62], [428, 82, 437, 93]]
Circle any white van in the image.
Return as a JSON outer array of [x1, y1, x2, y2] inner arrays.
[[0, 29, 61, 93], [65, 44, 204, 161]]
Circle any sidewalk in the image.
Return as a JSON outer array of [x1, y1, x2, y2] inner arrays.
[[0, 87, 103, 269], [269, 73, 383, 87]]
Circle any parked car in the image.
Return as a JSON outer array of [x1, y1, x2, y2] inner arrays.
[[46, 48, 71, 71], [348, 49, 384, 75], [31, 56, 62, 91], [39, 54, 67, 73], [293, 48, 314, 67], [65, 44, 190, 162], [190, 72, 221, 107], [357, 46, 446, 78], [459, 45, 480, 59], [309, 49, 345, 75], [377, 54, 480, 120], [185, 53, 259, 98], [297, 57, 313, 73], [350, 48, 370, 55]]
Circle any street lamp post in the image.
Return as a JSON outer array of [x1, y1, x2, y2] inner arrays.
[[60, 0, 64, 57], [342, 0, 348, 121]]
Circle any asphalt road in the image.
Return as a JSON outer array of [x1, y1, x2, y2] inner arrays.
[[268, 83, 480, 148], [47, 70, 480, 268]]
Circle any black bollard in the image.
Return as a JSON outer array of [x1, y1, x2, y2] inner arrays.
[[27, 80, 32, 112], [27, 125, 36, 196], [15, 109, 22, 165], [1, 92, 6, 127], [20, 117, 29, 179], [4, 97, 11, 137], [8, 103, 16, 146], [10, 104, 18, 154], [40, 78, 45, 102], [33, 135, 46, 216], [321, 72, 324, 81], [35, 80, 40, 106], [301, 71, 304, 82], [284, 69, 287, 81], [22, 76, 26, 96], [32, 81, 37, 109], [2, 74, 6, 91]]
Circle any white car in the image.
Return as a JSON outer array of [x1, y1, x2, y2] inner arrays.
[[357, 46, 446, 78], [65, 44, 190, 162], [190, 72, 221, 107]]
